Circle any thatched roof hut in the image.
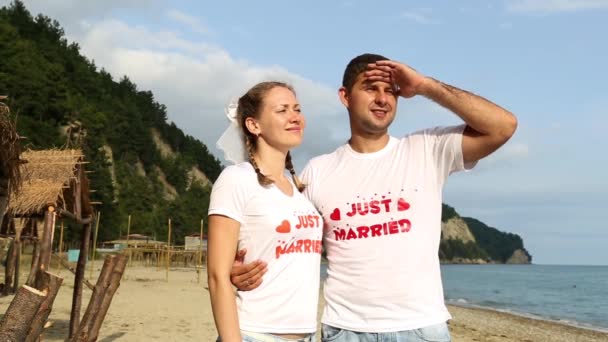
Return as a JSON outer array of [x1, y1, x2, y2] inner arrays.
[[0, 99, 22, 194], [0, 98, 22, 229], [6, 149, 92, 218]]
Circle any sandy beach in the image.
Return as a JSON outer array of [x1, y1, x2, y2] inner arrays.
[[1, 265, 606, 341]]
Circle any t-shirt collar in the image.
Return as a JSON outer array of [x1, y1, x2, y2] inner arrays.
[[344, 136, 399, 159]]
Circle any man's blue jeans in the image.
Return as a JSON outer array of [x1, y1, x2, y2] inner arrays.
[[321, 322, 451, 342]]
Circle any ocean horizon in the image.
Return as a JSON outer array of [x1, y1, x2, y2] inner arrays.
[[320, 264, 608, 332]]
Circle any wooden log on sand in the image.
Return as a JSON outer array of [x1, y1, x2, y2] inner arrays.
[[87, 254, 127, 342], [2, 238, 15, 296], [25, 271, 63, 342], [70, 254, 127, 342], [0, 285, 46, 341], [12, 220, 24, 295], [71, 254, 118, 342], [37, 208, 55, 285], [69, 222, 93, 338]]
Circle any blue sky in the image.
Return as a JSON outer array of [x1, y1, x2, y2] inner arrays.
[[4, 0, 607, 265]]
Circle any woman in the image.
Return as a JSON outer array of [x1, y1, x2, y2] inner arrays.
[[207, 81, 323, 342]]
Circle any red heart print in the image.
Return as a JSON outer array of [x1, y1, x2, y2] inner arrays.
[[329, 208, 341, 221], [275, 220, 291, 233], [397, 198, 410, 211]]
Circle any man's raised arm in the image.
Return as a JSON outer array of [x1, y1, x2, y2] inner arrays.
[[367, 60, 517, 163]]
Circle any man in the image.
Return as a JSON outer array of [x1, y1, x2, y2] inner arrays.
[[231, 53, 517, 341]]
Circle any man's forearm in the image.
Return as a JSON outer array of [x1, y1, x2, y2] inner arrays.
[[417, 77, 517, 139]]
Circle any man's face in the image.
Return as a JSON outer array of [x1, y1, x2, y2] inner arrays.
[[339, 73, 398, 136]]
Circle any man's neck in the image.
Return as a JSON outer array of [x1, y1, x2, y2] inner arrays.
[[348, 133, 390, 153]]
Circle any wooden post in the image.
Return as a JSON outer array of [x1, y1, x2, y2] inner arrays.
[[38, 207, 56, 276], [126, 214, 131, 266], [13, 220, 23, 294], [126, 214, 131, 240], [86, 254, 128, 342], [25, 271, 63, 342], [0, 285, 46, 341], [3, 238, 15, 295], [72, 255, 118, 341], [166, 218, 171, 282], [69, 221, 92, 338], [90, 211, 101, 280], [26, 240, 40, 287], [198, 219, 203, 283], [0, 178, 8, 233], [57, 219, 65, 273]]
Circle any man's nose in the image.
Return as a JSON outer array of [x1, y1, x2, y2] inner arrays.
[[375, 91, 388, 105]]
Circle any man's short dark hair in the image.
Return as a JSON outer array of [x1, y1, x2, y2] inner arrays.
[[342, 53, 389, 92]]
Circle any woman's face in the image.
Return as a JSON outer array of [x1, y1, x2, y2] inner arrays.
[[248, 86, 305, 152]]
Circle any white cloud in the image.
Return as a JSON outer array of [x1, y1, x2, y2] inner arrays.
[[506, 0, 608, 13], [400, 10, 437, 24], [167, 9, 210, 35], [0, 0, 159, 31], [76, 18, 343, 168]]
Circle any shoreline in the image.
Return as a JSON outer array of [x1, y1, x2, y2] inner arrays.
[[447, 300, 608, 335], [446, 304, 608, 342], [1, 265, 607, 341]]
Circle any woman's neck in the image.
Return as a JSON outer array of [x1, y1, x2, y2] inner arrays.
[[253, 145, 287, 179]]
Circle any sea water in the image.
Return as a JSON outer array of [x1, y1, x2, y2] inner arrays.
[[441, 264, 608, 331], [320, 264, 608, 331]]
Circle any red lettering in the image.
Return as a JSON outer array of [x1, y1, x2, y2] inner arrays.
[[304, 239, 312, 252], [357, 226, 370, 238], [370, 224, 382, 237], [275, 245, 285, 259], [346, 229, 357, 240], [370, 200, 380, 214], [389, 221, 399, 234], [346, 200, 394, 218], [399, 219, 411, 232], [295, 215, 305, 229], [313, 215, 320, 227], [356, 203, 369, 216], [295, 240, 303, 252], [381, 199, 392, 212], [335, 229, 346, 241], [346, 203, 357, 217], [286, 243, 295, 254]]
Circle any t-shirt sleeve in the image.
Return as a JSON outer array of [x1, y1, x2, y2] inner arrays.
[[300, 161, 315, 203], [208, 166, 249, 224], [424, 124, 477, 182]]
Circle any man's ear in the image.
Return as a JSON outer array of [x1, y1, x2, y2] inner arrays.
[[245, 117, 261, 136], [338, 86, 350, 109]]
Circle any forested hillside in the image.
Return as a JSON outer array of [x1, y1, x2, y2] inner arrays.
[[0, 1, 222, 244], [440, 204, 532, 263]]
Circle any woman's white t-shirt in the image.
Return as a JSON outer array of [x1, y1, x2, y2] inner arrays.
[[208, 162, 323, 333]]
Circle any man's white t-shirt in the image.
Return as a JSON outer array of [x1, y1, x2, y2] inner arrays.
[[301, 125, 474, 332], [209, 162, 323, 333]]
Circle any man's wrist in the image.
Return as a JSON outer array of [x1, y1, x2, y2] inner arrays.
[[415, 76, 438, 97]]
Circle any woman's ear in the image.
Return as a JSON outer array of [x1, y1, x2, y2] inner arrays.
[[245, 117, 261, 136]]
